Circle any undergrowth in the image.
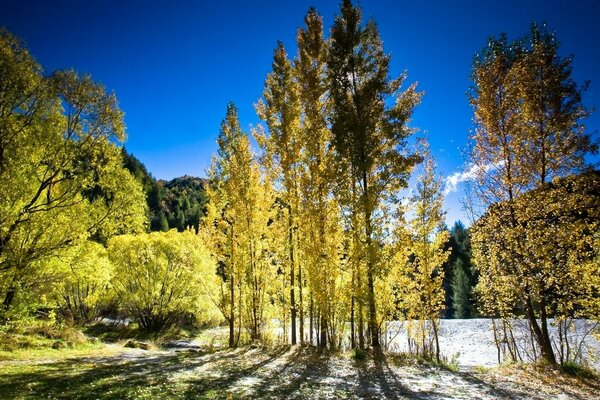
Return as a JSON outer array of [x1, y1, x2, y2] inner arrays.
[[559, 361, 598, 380]]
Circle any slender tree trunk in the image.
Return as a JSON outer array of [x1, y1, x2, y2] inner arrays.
[[2, 286, 16, 311], [320, 314, 327, 348], [298, 241, 304, 344], [350, 294, 356, 349], [362, 172, 379, 348], [432, 318, 440, 363], [309, 294, 314, 345], [350, 265, 356, 349], [315, 308, 321, 347], [236, 281, 242, 347], [358, 300, 365, 349], [539, 302, 556, 364], [229, 225, 235, 348], [289, 209, 297, 345]]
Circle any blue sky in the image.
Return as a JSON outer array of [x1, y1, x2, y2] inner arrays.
[[1, 0, 598, 225]]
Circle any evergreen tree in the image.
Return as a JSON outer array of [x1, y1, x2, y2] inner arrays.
[[442, 220, 475, 318], [451, 259, 473, 319], [151, 211, 169, 232]]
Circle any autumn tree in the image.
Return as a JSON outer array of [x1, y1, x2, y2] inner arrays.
[[201, 103, 276, 345], [54, 241, 113, 325], [256, 42, 304, 344], [293, 7, 346, 348], [328, 0, 421, 348], [395, 147, 449, 362], [469, 24, 597, 365], [109, 230, 216, 333]]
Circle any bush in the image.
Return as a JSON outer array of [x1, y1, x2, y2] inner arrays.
[[560, 361, 598, 380], [351, 348, 367, 361], [108, 230, 216, 333], [54, 242, 114, 325]]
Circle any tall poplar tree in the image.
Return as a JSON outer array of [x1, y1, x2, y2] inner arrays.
[[202, 103, 245, 347], [295, 7, 346, 348], [328, 0, 421, 348], [202, 103, 278, 346], [256, 42, 304, 344]]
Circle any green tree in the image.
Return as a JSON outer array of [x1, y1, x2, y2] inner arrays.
[[443, 221, 475, 318], [451, 259, 472, 319], [0, 31, 146, 318], [53, 241, 113, 325], [328, 0, 421, 348]]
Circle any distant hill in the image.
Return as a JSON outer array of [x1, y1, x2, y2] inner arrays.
[[122, 148, 207, 232]]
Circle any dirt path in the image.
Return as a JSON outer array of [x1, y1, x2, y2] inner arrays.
[[1, 344, 598, 399]]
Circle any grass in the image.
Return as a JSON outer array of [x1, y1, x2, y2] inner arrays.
[[0, 341, 113, 361], [1, 324, 599, 399], [560, 361, 599, 380]]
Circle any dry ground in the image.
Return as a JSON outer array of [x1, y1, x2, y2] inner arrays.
[[1, 343, 598, 399]]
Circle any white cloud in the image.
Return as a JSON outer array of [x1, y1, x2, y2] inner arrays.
[[444, 162, 503, 195]]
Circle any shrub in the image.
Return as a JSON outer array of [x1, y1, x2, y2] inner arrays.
[[108, 230, 217, 333]]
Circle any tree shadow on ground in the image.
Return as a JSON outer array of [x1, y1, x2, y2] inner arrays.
[[249, 346, 333, 399], [1, 345, 597, 399], [0, 347, 262, 399], [355, 349, 435, 399], [457, 367, 600, 400], [181, 345, 291, 398]]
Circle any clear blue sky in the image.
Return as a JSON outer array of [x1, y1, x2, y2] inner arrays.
[[1, 0, 598, 225]]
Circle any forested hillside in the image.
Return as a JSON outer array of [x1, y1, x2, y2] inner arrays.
[[122, 149, 207, 232]]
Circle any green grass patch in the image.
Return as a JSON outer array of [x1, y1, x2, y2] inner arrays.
[[350, 347, 368, 361], [0, 341, 113, 361], [560, 361, 598, 380]]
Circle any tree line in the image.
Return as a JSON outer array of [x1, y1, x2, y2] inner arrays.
[[0, 0, 597, 368]]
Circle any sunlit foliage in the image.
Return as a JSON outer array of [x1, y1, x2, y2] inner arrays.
[[469, 23, 598, 365]]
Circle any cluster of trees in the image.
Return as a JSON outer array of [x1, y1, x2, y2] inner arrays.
[[0, 29, 147, 322], [445, 221, 476, 319], [200, 1, 454, 358], [0, 0, 597, 369], [0, 29, 216, 333], [122, 150, 207, 233]]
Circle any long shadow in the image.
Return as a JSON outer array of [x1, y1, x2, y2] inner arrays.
[[456, 370, 535, 400], [251, 346, 334, 399], [182, 345, 290, 398], [0, 353, 184, 399], [379, 352, 554, 400], [0, 347, 256, 399], [354, 349, 435, 399], [457, 368, 596, 400]]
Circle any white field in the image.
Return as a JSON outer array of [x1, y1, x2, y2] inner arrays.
[[384, 319, 600, 369]]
